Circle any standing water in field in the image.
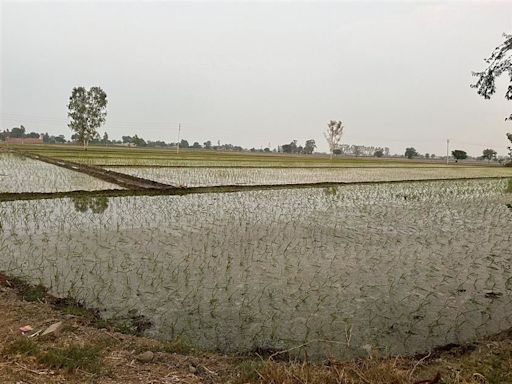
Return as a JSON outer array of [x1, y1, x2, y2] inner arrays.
[[0, 153, 121, 193], [106, 165, 512, 186], [0, 179, 511, 359]]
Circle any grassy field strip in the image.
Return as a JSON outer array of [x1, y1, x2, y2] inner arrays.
[[9, 144, 502, 168]]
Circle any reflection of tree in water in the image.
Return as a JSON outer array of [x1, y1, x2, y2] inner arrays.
[[71, 196, 109, 214], [507, 181, 512, 211], [324, 186, 337, 197]]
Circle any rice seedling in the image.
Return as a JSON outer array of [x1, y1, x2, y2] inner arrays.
[[0, 178, 510, 360], [0, 153, 119, 193], [105, 166, 512, 187]]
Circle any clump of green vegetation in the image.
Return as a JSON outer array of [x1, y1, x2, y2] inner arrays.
[[4, 338, 103, 375], [3, 337, 40, 355], [235, 360, 264, 383], [93, 318, 140, 335], [132, 337, 193, 356], [20, 284, 47, 302], [93, 318, 112, 329], [159, 337, 192, 354], [0, 274, 47, 302], [92, 312, 151, 336], [112, 320, 140, 335], [37, 344, 102, 374], [452, 341, 512, 384], [59, 304, 91, 317], [324, 186, 337, 196]]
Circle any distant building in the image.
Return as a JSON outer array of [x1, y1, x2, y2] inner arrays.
[[5, 137, 44, 144]]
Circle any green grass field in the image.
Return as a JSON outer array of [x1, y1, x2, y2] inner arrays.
[[3, 143, 498, 168]]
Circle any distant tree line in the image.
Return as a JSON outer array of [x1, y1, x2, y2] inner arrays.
[[402, 146, 509, 163], [118, 136, 245, 151], [0, 126, 38, 140], [0, 126, 65, 144], [338, 144, 390, 157], [3, 124, 509, 163], [278, 139, 316, 154]]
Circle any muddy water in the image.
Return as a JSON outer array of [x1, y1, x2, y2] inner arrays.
[[0, 179, 511, 359]]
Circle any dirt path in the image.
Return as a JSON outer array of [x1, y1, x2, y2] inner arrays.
[[1, 175, 511, 204]]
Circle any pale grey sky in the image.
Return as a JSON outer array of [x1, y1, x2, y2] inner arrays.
[[1, 1, 512, 155]]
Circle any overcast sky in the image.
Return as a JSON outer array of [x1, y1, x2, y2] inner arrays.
[[1, 1, 512, 155]]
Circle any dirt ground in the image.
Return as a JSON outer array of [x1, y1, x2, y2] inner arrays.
[[1, 274, 511, 384]]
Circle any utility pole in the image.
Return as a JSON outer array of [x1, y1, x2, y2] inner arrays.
[[446, 139, 450, 164], [176, 123, 181, 155]]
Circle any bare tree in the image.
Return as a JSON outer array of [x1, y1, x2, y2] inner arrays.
[[324, 120, 344, 159]]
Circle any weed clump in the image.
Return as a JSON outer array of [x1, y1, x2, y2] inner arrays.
[[235, 360, 264, 382], [3, 338, 102, 375], [3, 337, 40, 355], [37, 344, 102, 373], [159, 337, 192, 354], [93, 312, 151, 336], [20, 284, 47, 302]]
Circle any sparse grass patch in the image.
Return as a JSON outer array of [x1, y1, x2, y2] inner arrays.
[[0, 274, 47, 302], [53, 296, 94, 318], [131, 337, 193, 356], [20, 284, 47, 302], [37, 344, 103, 374], [0, 275, 47, 302], [3, 337, 40, 356], [113, 321, 139, 335], [451, 342, 512, 384], [91, 313, 151, 336], [235, 359, 264, 383], [58, 303, 92, 317], [2, 336, 103, 375], [158, 337, 192, 354], [255, 358, 413, 384], [93, 318, 112, 329]]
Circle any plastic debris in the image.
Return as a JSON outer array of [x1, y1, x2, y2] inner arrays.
[[41, 321, 63, 336], [19, 325, 33, 333]]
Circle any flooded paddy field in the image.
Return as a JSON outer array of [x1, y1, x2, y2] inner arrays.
[[0, 153, 121, 193], [106, 165, 512, 187], [0, 178, 510, 360]]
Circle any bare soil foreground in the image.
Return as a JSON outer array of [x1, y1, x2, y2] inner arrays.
[[1, 275, 511, 384]]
